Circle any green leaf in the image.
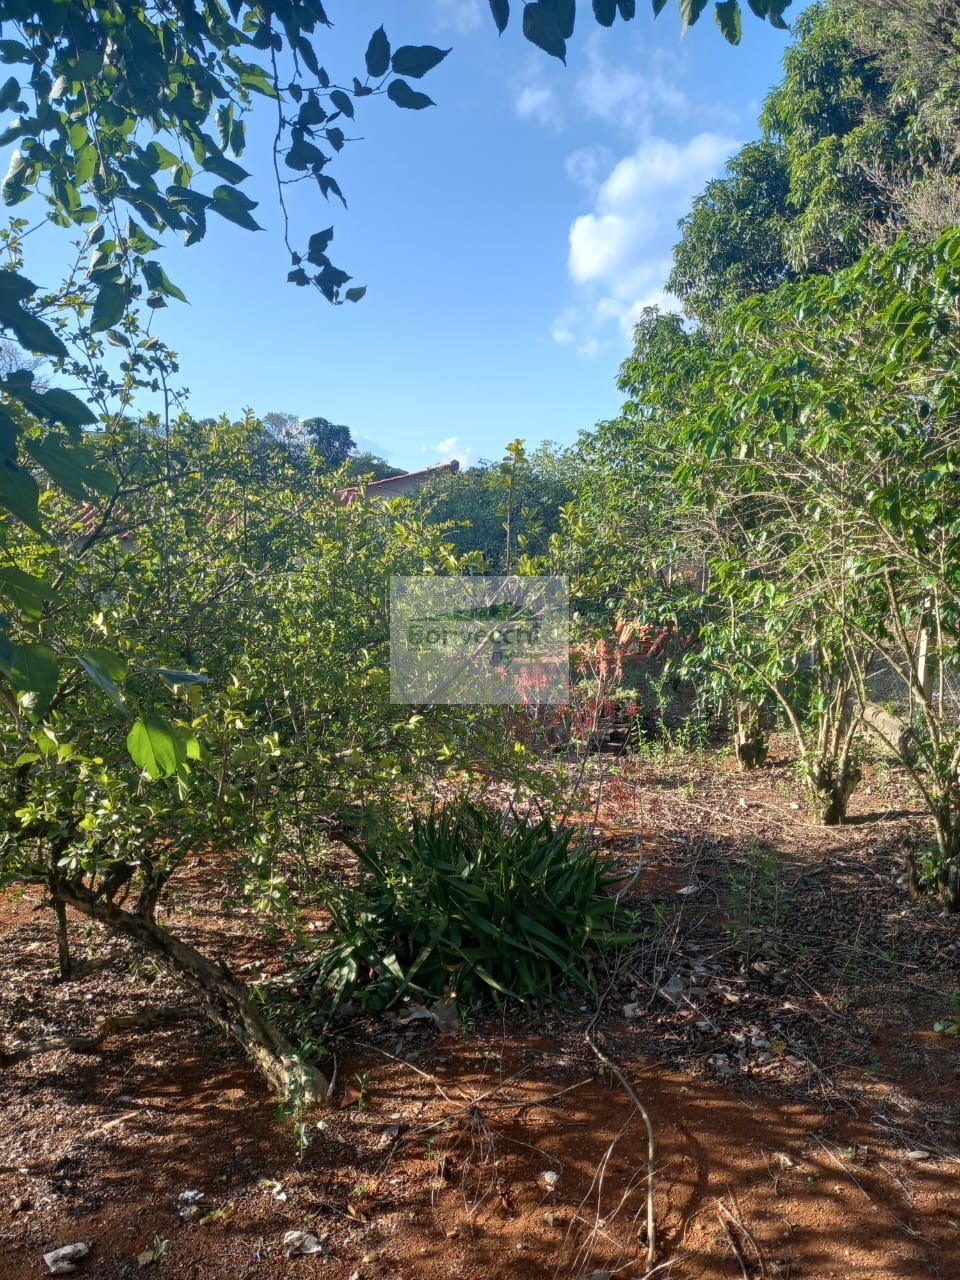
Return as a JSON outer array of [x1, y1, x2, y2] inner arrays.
[[79, 648, 127, 711], [488, 0, 510, 34], [390, 45, 450, 79], [714, 0, 742, 41], [202, 152, 250, 185], [0, 407, 16, 462], [522, 3, 566, 62], [31, 387, 96, 429], [543, 0, 575, 39], [306, 227, 335, 264], [0, 566, 55, 620], [365, 26, 391, 78], [0, 271, 39, 305], [298, 94, 326, 127], [155, 667, 209, 688], [142, 261, 188, 303], [89, 280, 128, 333], [329, 89, 355, 119], [345, 286, 366, 303], [1, 308, 67, 358], [0, 76, 19, 111], [127, 714, 179, 779], [0, 273, 68, 357], [25, 437, 116, 498], [386, 80, 434, 110], [617, 0, 637, 16], [0, 41, 28, 63], [0, 642, 58, 720], [680, 0, 710, 30], [209, 185, 262, 231], [593, 0, 618, 25], [0, 459, 41, 532]]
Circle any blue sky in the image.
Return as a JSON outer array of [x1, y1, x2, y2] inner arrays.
[[13, 1, 808, 470]]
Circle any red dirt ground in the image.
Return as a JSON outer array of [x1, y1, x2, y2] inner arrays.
[[2, 745, 958, 1279]]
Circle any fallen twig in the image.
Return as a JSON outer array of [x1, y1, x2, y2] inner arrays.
[[585, 997, 657, 1275]]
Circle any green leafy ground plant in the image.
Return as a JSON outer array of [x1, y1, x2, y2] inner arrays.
[[312, 800, 636, 1010]]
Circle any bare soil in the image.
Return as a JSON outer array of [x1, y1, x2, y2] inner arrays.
[[2, 742, 959, 1279]]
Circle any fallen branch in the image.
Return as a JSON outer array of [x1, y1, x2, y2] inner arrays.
[[585, 1002, 657, 1275], [716, 1202, 751, 1280], [0, 1004, 203, 1069]]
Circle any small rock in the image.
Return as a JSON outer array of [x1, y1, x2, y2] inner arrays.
[[361, 1251, 379, 1264], [43, 1243, 90, 1275], [622, 1002, 639, 1020], [432, 998, 461, 1034], [379, 1123, 402, 1148], [283, 1231, 325, 1259], [539, 1170, 560, 1191], [136, 1251, 155, 1268], [904, 1150, 930, 1161], [348, 1272, 361, 1280], [544, 1211, 559, 1227], [176, 1189, 204, 1221], [393, 1002, 435, 1025], [659, 975, 685, 1006], [13, 1195, 31, 1212], [708, 1053, 736, 1078]]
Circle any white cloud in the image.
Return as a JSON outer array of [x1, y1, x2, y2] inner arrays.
[[569, 212, 637, 285], [432, 0, 483, 33], [575, 41, 690, 132], [556, 131, 738, 351], [515, 83, 563, 130], [551, 307, 579, 346], [421, 436, 471, 465], [565, 145, 615, 194], [513, 38, 694, 137]]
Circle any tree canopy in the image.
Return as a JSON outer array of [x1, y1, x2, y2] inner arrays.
[[669, 0, 960, 324]]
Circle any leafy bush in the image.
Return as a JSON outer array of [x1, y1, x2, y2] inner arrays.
[[312, 802, 635, 1009]]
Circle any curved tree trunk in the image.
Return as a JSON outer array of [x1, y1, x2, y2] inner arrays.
[[51, 879, 329, 1103]]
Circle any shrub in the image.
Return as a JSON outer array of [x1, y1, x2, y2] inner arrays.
[[312, 801, 635, 1009]]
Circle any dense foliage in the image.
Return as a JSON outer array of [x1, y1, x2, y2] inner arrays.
[[421, 440, 575, 573], [572, 0, 960, 906]]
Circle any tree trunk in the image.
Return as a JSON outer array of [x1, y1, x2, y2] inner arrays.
[[53, 897, 71, 981], [51, 880, 330, 1103], [930, 805, 960, 911], [806, 757, 861, 826], [733, 704, 767, 771]]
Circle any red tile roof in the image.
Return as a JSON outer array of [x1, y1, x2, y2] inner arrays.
[[337, 459, 460, 505]]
